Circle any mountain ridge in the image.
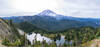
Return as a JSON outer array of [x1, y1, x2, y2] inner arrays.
[[1, 10, 100, 31]]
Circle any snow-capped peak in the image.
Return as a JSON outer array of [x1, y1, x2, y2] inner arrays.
[[38, 10, 57, 16]]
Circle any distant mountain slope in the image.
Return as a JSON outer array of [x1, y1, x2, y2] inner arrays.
[[3, 16, 85, 31], [2, 10, 100, 31], [17, 21, 44, 33]]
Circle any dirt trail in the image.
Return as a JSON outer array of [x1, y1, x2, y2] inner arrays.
[[90, 39, 100, 47], [0, 40, 6, 47]]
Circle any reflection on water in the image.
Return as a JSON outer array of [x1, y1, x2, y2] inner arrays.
[[27, 32, 73, 46], [27, 33, 52, 45], [18, 29, 72, 46], [56, 36, 65, 46]]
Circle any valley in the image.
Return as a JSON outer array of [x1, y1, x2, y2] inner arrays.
[[0, 10, 100, 47], [0, 0, 100, 47], [2, 10, 100, 31]]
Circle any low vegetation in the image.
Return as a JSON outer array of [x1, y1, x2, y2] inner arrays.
[[1, 19, 100, 47]]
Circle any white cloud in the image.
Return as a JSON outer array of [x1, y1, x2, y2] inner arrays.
[[12, 0, 59, 12], [57, 0, 100, 18], [0, 0, 100, 18]]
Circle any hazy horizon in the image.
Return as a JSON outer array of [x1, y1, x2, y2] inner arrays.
[[0, 0, 100, 18]]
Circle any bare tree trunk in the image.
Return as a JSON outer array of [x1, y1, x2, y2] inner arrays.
[[24, 33, 28, 47]]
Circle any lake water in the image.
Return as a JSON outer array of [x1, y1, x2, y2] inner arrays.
[[26, 32, 73, 46], [18, 29, 72, 46], [27, 33, 52, 44]]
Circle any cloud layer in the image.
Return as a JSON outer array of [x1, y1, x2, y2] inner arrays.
[[57, 0, 100, 18], [0, 0, 100, 18]]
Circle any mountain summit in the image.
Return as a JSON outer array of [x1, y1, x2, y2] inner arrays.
[[2, 10, 100, 31], [38, 10, 57, 16]]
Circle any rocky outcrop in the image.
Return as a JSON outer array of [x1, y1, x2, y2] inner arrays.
[[0, 19, 17, 42]]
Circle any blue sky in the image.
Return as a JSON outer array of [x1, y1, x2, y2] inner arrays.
[[0, 0, 100, 18]]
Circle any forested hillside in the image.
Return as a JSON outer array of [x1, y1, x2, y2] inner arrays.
[[2, 10, 100, 31], [0, 18, 100, 47]]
